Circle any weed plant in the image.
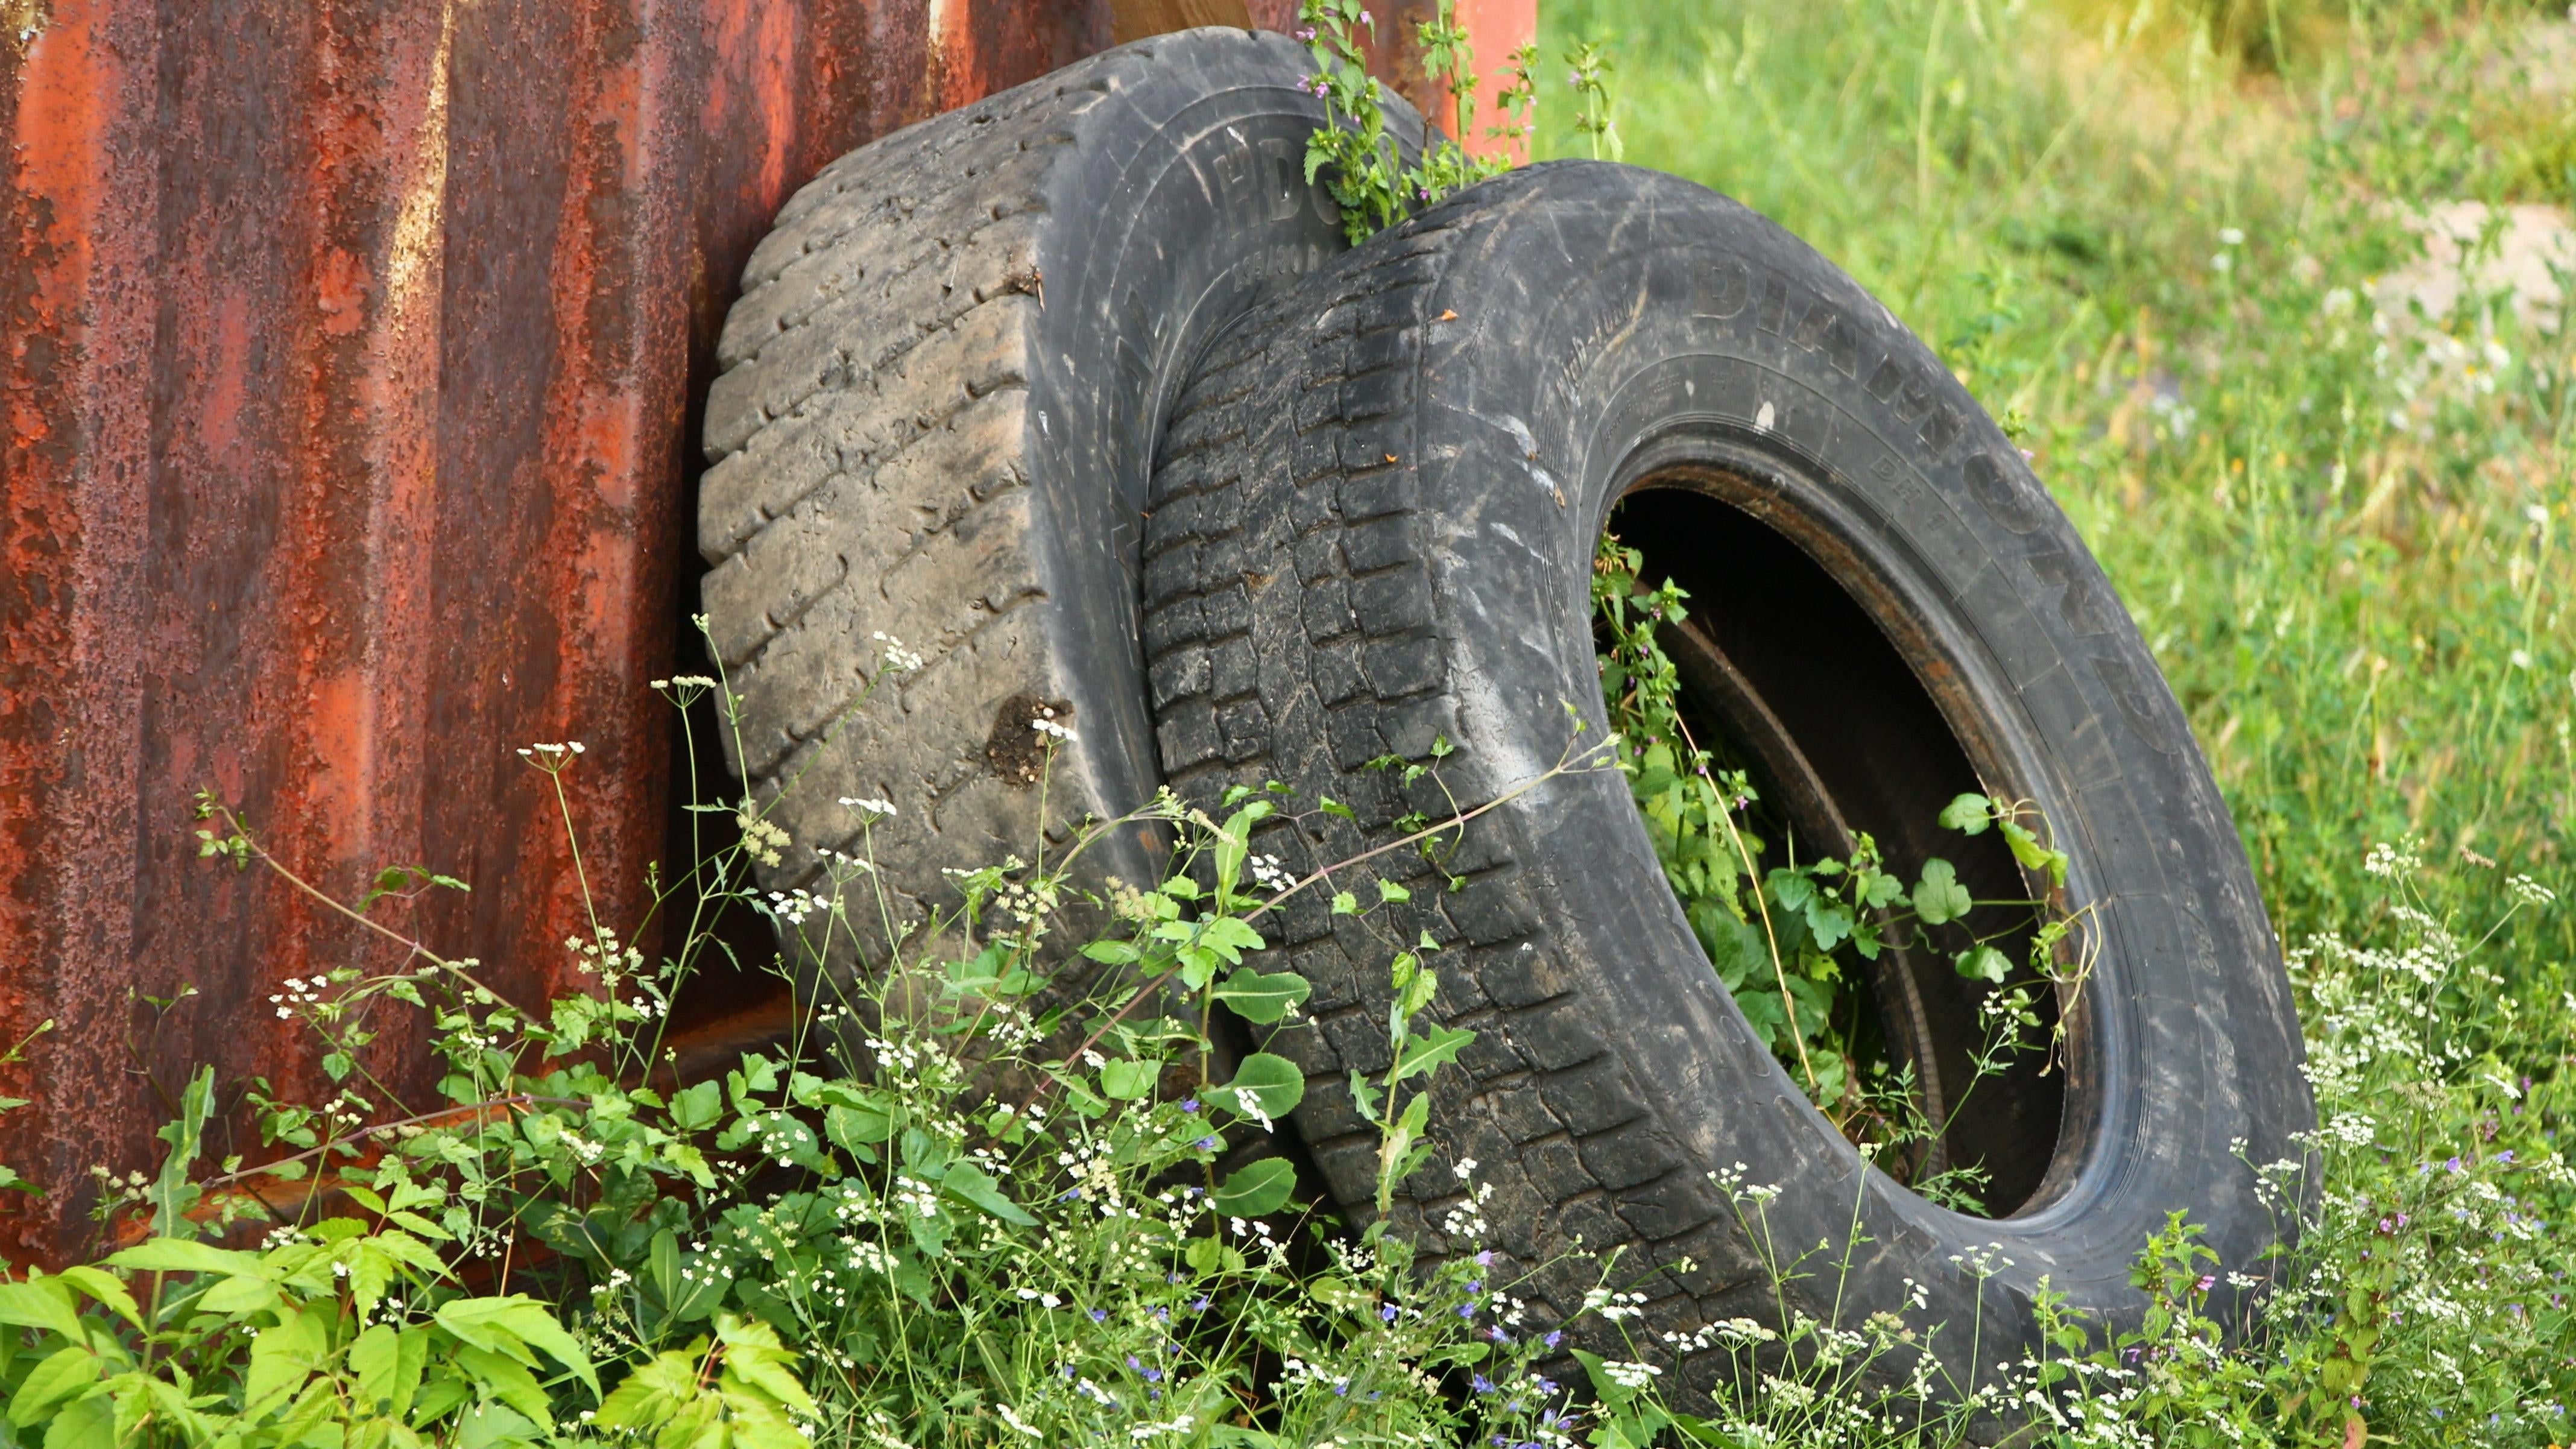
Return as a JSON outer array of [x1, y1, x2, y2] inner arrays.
[[2, 3, 2572, 1447]]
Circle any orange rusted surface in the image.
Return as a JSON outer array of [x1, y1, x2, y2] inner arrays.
[[0, 0, 1532, 1270], [0, 0, 1110, 1269], [1243, 0, 1538, 160]]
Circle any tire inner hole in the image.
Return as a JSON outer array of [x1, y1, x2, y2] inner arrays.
[[1606, 483, 2066, 1218]]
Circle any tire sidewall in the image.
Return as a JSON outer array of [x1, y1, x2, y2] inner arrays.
[[1395, 162, 2309, 1359]]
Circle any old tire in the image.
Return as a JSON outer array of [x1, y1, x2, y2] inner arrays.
[[1140, 161, 2312, 1387], [699, 29, 1413, 932]]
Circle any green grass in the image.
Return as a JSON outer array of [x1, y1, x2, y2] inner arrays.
[[1536, 0, 2573, 994], [1531, 0, 2576, 1438]]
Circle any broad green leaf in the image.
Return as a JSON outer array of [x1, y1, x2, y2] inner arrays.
[[1219, 1054, 1306, 1120], [243, 1305, 328, 1413], [1212, 1158, 1297, 1217], [1330, 891, 1360, 916], [350, 1323, 417, 1417], [1079, 939, 1140, 965], [939, 1161, 1038, 1227], [715, 1315, 816, 1415], [200, 1273, 282, 1315], [1099, 1057, 1161, 1100], [51, 1268, 137, 1331], [38, 1384, 113, 1449], [1376, 879, 1410, 903], [1911, 858, 1973, 926], [1938, 794, 1992, 833], [1211, 968, 1312, 1024], [104, 1237, 260, 1278], [1803, 899, 1854, 952], [1956, 946, 2012, 984], [451, 1346, 551, 1430], [0, 1278, 85, 1342], [826, 1103, 894, 1149], [6, 1344, 98, 1426], [488, 1299, 601, 1400], [672, 1080, 724, 1131], [346, 1245, 393, 1318]]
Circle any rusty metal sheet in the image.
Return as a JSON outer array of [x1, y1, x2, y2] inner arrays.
[[0, 0, 1528, 1269], [0, 0, 1109, 1268], [1242, 0, 1536, 161]]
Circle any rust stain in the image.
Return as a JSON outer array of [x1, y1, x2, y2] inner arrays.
[[0, 0, 1523, 1269]]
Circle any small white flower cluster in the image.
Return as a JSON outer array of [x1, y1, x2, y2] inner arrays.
[[269, 975, 328, 1020], [1664, 1315, 1778, 1354], [2507, 873, 2556, 907], [1948, 1242, 2016, 1278], [1247, 851, 1295, 892], [1125, 1415, 1195, 1441], [567, 924, 644, 980], [516, 740, 586, 768], [1599, 1359, 1662, 1392], [767, 887, 833, 927], [840, 795, 898, 819], [736, 807, 791, 867], [871, 631, 924, 674], [1031, 707, 1077, 742], [1711, 1161, 1781, 1205], [2363, 836, 2422, 879], [1278, 1356, 1354, 1397], [1582, 1286, 1650, 1323]]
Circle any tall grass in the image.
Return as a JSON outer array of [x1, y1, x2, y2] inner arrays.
[[1536, 0, 2573, 990]]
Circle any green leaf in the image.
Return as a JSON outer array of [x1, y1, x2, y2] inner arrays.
[[1211, 968, 1312, 1025], [39, 1386, 113, 1449], [1376, 878, 1410, 904], [244, 1304, 329, 1413], [105, 1237, 260, 1278], [1218, 1053, 1306, 1120], [1938, 793, 1992, 833], [1079, 939, 1140, 965], [491, 1298, 601, 1400], [1198, 914, 1267, 961], [1956, 946, 2012, 984], [350, 1323, 426, 1418], [1330, 891, 1359, 916], [1212, 1158, 1297, 1217], [0, 1278, 85, 1343], [1911, 858, 1973, 926], [1099, 1057, 1161, 1100], [940, 1161, 1038, 1227], [672, 1079, 725, 1131], [5, 1345, 98, 1427], [51, 1268, 137, 1331], [452, 1345, 552, 1430], [200, 1273, 281, 1315], [1391, 1023, 1474, 1085], [826, 1103, 894, 1151]]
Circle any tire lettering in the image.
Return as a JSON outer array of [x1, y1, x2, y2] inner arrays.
[[2024, 548, 2113, 635], [1694, 257, 1752, 319], [2091, 653, 2185, 755], [1963, 450, 2047, 534], [1792, 301, 1860, 377], [1757, 273, 1796, 335]]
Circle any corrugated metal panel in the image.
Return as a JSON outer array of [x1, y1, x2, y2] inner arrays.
[[0, 0, 1530, 1268]]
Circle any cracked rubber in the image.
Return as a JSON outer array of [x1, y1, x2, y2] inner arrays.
[[700, 29, 1416, 937], [1140, 161, 2313, 1395]]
